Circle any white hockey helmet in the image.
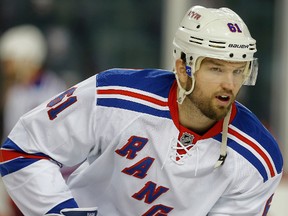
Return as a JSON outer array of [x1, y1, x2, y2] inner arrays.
[[0, 24, 47, 66], [0, 25, 47, 82], [173, 5, 258, 87]]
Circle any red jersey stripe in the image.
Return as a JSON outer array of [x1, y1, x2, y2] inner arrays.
[[228, 127, 275, 177], [0, 149, 49, 163], [97, 89, 168, 107]]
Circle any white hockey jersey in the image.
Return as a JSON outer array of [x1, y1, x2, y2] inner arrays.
[[0, 68, 283, 216]]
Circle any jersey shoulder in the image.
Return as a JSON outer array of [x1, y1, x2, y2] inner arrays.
[[228, 102, 283, 182], [95, 68, 175, 119], [96, 68, 175, 97]]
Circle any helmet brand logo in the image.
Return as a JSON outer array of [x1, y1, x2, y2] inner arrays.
[[228, 44, 249, 49], [187, 10, 201, 20]]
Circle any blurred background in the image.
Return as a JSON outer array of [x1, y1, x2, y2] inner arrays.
[[0, 0, 287, 215]]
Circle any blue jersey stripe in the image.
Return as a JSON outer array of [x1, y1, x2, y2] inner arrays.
[[213, 134, 268, 182], [228, 138, 268, 181], [2, 138, 25, 152], [0, 138, 50, 177], [0, 157, 41, 177], [232, 102, 283, 174], [96, 68, 175, 97], [45, 198, 78, 214], [97, 98, 171, 119], [212, 102, 283, 181], [96, 69, 174, 119], [2, 138, 48, 158]]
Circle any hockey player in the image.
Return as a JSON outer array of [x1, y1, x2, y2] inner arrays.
[[0, 25, 67, 140], [0, 5, 283, 216], [0, 25, 67, 215]]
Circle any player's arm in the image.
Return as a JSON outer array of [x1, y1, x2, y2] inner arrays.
[[208, 167, 283, 216], [0, 75, 98, 215]]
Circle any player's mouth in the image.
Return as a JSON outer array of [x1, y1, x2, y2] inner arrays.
[[215, 95, 231, 105], [217, 95, 230, 101]]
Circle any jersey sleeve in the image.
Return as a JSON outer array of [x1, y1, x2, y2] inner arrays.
[[0, 75, 98, 215], [208, 161, 283, 216]]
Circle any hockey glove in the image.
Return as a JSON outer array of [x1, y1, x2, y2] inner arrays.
[[46, 207, 98, 216]]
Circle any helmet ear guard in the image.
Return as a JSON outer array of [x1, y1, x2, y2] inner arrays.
[[174, 51, 195, 104]]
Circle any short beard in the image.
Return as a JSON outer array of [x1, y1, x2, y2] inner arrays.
[[188, 91, 233, 121]]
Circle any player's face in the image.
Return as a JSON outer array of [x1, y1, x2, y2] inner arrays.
[[188, 58, 247, 120]]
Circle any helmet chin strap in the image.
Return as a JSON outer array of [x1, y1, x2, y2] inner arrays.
[[174, 71, 195, 104], [214, 106, 232, 168]]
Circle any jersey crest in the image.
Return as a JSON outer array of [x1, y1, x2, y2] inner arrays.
[[180, 132, 194, 146]]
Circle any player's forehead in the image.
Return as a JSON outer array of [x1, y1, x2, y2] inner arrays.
[[201, 57, 248, 68]]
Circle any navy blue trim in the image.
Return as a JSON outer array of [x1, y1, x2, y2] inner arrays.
[[1, 138, 51, 177], [2, 138, 48, 158], [213, 134, 268, 182], [45, 198, 78, 214], [0, 157, 41, 177], [2, 138, 25, 152], [228, 138, 268, 182], [96, 68, 174, 97], [97, 98, 171, 119], [212, 102, 283, 181], [232, 103, 283, 174]]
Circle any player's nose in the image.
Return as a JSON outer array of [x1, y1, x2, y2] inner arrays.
[[219, 72, 240, 91]]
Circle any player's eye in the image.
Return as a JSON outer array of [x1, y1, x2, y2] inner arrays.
[[233, 69, 244, 75], [210, 67, 222, 73]]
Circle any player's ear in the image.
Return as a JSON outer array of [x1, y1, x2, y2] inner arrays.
[[175, 58, 188, 83]]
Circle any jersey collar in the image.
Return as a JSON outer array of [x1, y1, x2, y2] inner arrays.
[[168, 81, 237, 141]]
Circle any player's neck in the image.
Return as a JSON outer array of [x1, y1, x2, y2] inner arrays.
[[178, 99, 216, 135]]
